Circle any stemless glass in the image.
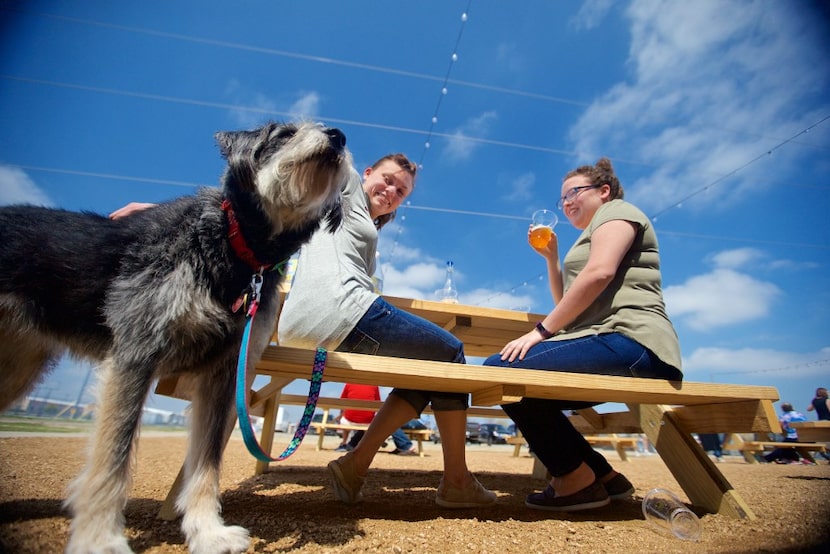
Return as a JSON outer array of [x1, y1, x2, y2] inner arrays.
[[529, 209, 558, 248]]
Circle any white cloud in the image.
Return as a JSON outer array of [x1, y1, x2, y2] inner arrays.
[[494, 42, 525, 74], [502, 171, 536, 203], [384, 262, 445, 294], [568, 0, 830, 214], [224, 79, 320, 127], [443, 111, 497, 162], [664, 267, 780, 331], [570, 0, 614, 30], [0, 165, 52, 206], [682, 346, 830, 381], [708, 247, 764, 269], [288, 91, 321, 120], [463, 287, 535, 312]]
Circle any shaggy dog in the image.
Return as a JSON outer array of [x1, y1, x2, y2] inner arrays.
[[0, 121, 352, 553]]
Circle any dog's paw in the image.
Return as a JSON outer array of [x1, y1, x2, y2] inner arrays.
[[188, 524, 250, 554], [66, 533, 133, 554]]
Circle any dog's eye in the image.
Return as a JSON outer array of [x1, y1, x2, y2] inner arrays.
[[276, 128, 296, 140]]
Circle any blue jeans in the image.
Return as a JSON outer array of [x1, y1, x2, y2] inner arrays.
[[347, 427, 413, 450], [390, 428, 413, 450], [483, 332, 682, 478], [336, 297, 468, 412]]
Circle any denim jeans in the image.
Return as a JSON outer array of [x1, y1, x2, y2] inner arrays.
[[483, 332, 682, 478], [336, 297, 468, 413], [347, 427, 413, 450]]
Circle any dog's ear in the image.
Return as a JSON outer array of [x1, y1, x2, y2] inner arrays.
[[216, 130, 259, 160], [325, 201, 343, 232], [215, 131, 237, 160]]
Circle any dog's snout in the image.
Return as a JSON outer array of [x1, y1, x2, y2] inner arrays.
[[325, 128, 346, 150]]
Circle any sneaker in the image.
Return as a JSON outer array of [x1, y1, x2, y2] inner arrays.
[[602, 473, 635, 500], [334, 444, 353, 452], [800, 459, 816, 465], [525, 480, 610, 512], [547, 473, 634, 501], [391, 448, 419, 456], [435, 474, 497, 508], [327, 456, 364, 504]]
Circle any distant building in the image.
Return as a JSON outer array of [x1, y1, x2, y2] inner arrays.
[[4, 396, 186, 426]]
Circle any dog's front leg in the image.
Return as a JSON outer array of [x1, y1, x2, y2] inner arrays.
[[177, 356, 250, 554], [65, 358, 153, 554]]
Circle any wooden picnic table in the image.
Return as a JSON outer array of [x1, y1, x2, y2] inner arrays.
[[341, 294, 543, 358], [790, 420, 830, 442], [158, 293, 781, 521]]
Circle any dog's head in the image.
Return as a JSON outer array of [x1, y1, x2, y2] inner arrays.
[[216, 121, 351, 235]]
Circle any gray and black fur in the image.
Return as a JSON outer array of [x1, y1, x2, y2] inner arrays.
[[0, 121, 352, 554]]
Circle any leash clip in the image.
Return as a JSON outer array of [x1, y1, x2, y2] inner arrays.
[[246, 269, 264, 317]]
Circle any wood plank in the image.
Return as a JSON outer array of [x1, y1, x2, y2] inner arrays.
[[256, 347, 780, 407], [572, 408, 605, 429], [671, 400, 781, 434], [471, 385, 525, 406], [274, 394, 508, 419], [790, 421, 830, 442], [631, 404, 755, 519], [569, 411, 641, 434]]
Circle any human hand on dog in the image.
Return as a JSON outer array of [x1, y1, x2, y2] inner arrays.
[[109, 202, 156, 220]]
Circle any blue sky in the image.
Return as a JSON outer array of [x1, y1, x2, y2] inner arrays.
[[2, 1, 829, 427]]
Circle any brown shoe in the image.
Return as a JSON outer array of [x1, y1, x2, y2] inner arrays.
[[392, 448, 419, 456], [435, 474, 497, 508], [327, 456, 364, 504], [603, 473, 634, 500], [525, 480, 610, 512]]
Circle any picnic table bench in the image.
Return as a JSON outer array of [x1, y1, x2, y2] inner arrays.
[[253, 394, 509, 456], [506, 433, 640, 461], [156, 293, 781, 521], [720, 433, 826, 464], [248, 346, 780, 519]]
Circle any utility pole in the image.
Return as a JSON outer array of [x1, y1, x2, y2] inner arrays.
[[72, 365, 94, 419]]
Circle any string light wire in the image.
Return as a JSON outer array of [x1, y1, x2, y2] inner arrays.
[[4, 6, 829, 305], [649, 114, 830, 221]]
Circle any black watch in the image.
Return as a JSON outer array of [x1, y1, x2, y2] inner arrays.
[[535, 321, 553, 339]]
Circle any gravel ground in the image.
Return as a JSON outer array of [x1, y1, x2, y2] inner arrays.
[[1, 431, 829, 553]]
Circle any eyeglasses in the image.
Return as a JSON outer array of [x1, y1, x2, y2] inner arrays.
[[557, 185, 601, 210]]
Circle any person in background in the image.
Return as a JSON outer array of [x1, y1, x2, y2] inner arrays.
[[763, 403, 813, 464], [483, 158, 683, 512], [336, 383, 380, 452], [337, 383, 418, 456], [807, 387, 830, 421], [698, 433, 724, 462], [278, 153, 495, 508], [806, 387, 830, 463]]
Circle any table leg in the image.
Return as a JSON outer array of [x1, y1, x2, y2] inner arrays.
[[630, 403, 756, 520]]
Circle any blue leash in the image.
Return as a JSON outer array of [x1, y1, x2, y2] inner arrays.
[[234, 272, 325, 462]]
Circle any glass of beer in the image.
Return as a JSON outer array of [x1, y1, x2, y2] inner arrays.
[[529, 209, 558, 248]]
